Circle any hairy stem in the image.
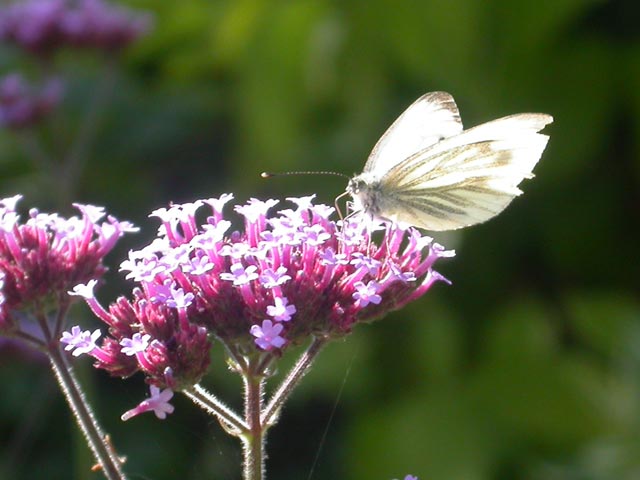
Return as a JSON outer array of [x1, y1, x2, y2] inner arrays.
[[48, 344, 127, 480], [182, 384, 247, 435], [242, 365, 265, 480]]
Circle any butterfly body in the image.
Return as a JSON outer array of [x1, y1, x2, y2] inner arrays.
[[347, 92, 553, 231]]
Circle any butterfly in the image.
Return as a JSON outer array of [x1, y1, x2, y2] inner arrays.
[[346, 92, 553, 231]]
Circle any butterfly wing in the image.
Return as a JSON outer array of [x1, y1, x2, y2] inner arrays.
[[363, 92, 463, 177], [375, 113, 553, 231]]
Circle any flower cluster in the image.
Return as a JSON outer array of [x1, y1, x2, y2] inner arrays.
[[65, 195, 453, 389], [0, 0, 152, 55], [0, 195, 136, 333], [0, 73, 63, 129]]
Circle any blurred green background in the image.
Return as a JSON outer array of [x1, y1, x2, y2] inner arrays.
[[1, 0, 639, 479]]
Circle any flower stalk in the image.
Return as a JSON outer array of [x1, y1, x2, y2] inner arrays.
[[63, 194, 453, 479], [242, 364, 266, 480], [182, 384, 247, 435], [48, 342, 127, 480]]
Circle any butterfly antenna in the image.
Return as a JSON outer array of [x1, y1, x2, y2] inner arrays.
[[261, 171, 350, 179]]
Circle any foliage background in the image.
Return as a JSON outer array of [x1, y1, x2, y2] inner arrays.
[[1, 0, 639, 479]]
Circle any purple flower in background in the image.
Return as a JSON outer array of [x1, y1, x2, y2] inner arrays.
[[0, 73, 63, 129], [0, 0, 153, 55], [0, 0, 66, 54], [73, 195, 452, 389]]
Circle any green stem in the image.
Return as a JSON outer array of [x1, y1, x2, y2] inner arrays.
[[52, 294, 71, 339], [182, 384, 247, 435], [48, 344, 127, 480], [242, 367, 265, 480]]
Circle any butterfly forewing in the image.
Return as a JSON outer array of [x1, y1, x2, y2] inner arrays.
[[364, 92, 463, 177], [376, 113, 552, 230]]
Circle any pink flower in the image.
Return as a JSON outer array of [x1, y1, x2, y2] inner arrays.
[[78, 195, 452, 388], [60, 326, 101, 356], [250, 320, 286, 351], [266, 296, 296, 322], [0, 196, 135, 334], [121, 385, 175, 421]]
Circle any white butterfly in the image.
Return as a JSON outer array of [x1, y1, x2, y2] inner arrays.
[[346, 92, 553, 231]]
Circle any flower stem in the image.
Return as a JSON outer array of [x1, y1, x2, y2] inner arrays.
[[48, 344, 127, 480], [242, 360, 266, 480], [261, 336, 327, 428], [182, 384, 247, 435]]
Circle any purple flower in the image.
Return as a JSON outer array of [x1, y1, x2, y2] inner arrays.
[[220, 263, 259, 286], [0, 197, 134, 334], [119, 333, 151, 356], [320, 248, 348, 266], [259, 266, 291, 289], [0, 0, 153, 55], [60, 326, 101, 356], [352, 281, 382, 307], [79, 195, 452, 388], [250, 320, 286, 350], [164, 284, 194, 310], [121, 385, 174, 421], [203, 194, 234, 222], [68, 279, 98, 299], [386, 263, 417, 283], [0, 73, 63, 129], [182, 251, 214, 276], [286, 195, 316, 212], [235, 198, 279, 223], [219, 242, 252, 259], [266, 296, 296, 322], [301, 224, 331, 246], [350, 252, 382, 276], [120, 252, 165, 282]]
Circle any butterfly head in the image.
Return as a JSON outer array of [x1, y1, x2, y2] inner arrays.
[[346, 173, 383, 218]]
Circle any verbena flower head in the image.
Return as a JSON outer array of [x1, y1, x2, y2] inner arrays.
[[71, 195, 453, 390], [0, 195, 136, 333], [0, 73, 62, 129], [0, 0, 152, 55]]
